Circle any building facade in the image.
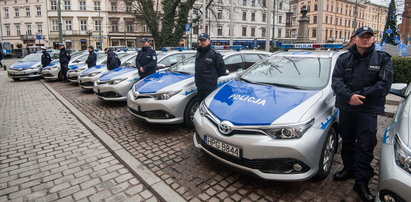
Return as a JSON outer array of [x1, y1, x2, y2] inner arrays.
[[290, 0, 387, 44], [399, 0, 411, 43]]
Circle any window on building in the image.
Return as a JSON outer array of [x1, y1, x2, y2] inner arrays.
[[261, 27, 266, 37], [80, 20, 87, 31], [325, 16, 328, 24], [4, 8, 9, 18], [339, 30, 342, 38], [64, 1, 71, 10], [95, 20, 101, 31], [111, 2, 117, 11], [16, 25, 21, 35], [251, 27, 255, 36], [262, 0, 266, 7], [330, 16, 333, 24], [50, 1, 57, 10], [313, 15, 317, 23], [217, 0, 223, 3], [340, 18, 342, 25], [126, 5, 132, 12], [25, 7, 30, 16], [27, 25, 32, 35], [312, 28, 316, 37], [126, 23, 133, 32], [15, 8, 19, 17], [307, 6, 310, 11], [314, 4, 318, 11], [251, 13, 255, 21], [278, 29, 282, 37], [37, 24, 42, 33], [111, 21, 118, 32], [278, 15, 282, 23], [251, 0, 255, 6], [279, 2, 283, 9], [6, 26, 10, 36], [65, 20, 72, 31], [217, 26, 223, 36], [94, 1, 101, 11], [242, 12, 246, 20], [217, 10, 222, 19], [242, 0, 246, 6], [262, 13, 266, 22], [79, 1, 86, 10], [36, 7, 41, 16], [242, 27, 247, 36], [52, 20, 58, 31]]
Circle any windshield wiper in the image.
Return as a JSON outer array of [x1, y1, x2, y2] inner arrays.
[[253, 82, 304, 89], [172, 70, 190, 75], [239, 77, 255, 84]]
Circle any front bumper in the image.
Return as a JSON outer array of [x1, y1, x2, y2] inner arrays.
[[93, 81, 134, 101], [377, 143, 411, 202], [192, 111, 327, 181], [78, 74, 102, 89], [126, 90, 193, 124], [67, 71, 83, 82], [8, 69, 42, 78], [42, 68, 60, 80]]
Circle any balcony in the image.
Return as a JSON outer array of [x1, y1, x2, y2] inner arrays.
[[20, 35, 35, 40]]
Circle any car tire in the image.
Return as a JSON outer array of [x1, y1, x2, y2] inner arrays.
[[184, 98, 199, 128], [12, 78, 20, 81], [313, 127, 337, 180], [58, 71, 63, 81]]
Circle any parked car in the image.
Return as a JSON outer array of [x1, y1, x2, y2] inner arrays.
[[42, 50, 89, 81]]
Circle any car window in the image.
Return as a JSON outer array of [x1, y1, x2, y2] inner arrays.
[[159, 54, 184, 67], [169, 56, 195, 75], [123, 55, 137, 67], [183, 53, 196, 59], [20, 53, 42, 62], [224, 54, 243, 73], [243, 54, 261, 63]]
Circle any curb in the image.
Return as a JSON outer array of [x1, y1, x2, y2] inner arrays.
[[40, 80, 185, 202]]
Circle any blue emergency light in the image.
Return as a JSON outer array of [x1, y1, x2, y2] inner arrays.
[[281, 43, 343, 49], [161, 47, 190, 51], [212, 45, 244, 50]]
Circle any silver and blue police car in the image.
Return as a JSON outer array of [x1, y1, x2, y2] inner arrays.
[[192, 44, 344, 181], [42, 51, 89, 80], [127, 47, 270, 127], [93, 49, 196, 101], [377, 83, 411, 202], [78, 52, 133, 89], [8, 50, 60, 81], [67, 52, 108, 82]]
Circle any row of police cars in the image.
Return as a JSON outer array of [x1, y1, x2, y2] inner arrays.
[[7, 45, 410, 201]]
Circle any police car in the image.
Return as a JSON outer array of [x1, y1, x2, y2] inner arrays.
[[127, 47, 271, 127], [8, 50, 60, 81], [192, 44, 344, 181], [93, 48, 196, 101], [66, 52, 108, 82], [78, 52, 133, 89], [378, 83, 411, 202], [42, 51, 89, 80]]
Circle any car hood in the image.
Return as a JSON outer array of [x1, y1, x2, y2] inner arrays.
[[134, 71, 193, 94], [82, 64, 107, 75], [99, 67, 138, 81], [208, 80, 320, 125], [69, 63, 87, 70], [12, 62, 39, 70]]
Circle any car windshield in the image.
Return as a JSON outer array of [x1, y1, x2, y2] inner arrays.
[[20, 53, 42, 62], [156, 52, 168, 59], [240, 56, 331, 90], [71, 51, 84, 59], [169, 56, 195, 75], [122, 55, 137, 67]]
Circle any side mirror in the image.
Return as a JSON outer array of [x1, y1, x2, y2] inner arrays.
[[157, 64, 166, 69], [124, 62, 131, 66], [226, 69, 230, 75], [390, 83, 408, 98]]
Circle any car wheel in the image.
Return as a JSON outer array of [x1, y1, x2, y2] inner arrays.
[[313, 127, 337, 180], [184, 98, 199, 128], [12, 78, 20, 81], [58, 71, 63, 81]]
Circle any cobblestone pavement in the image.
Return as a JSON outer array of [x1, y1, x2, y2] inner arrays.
[[0, 66, 157, 201], [44, 72, 394, 201]]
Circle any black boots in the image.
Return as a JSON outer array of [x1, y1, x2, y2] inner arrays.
[[333, 169, 355, 181], [353, 183, 374, 202]]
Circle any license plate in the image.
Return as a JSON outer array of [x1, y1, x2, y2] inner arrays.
[[205, 135, 241, 158], [13, 71, 25, 75]]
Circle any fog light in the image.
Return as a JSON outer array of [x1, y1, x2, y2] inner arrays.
[[293, 163, 302, 172], [165, 114, 170, 119], [383, 194, 396, 202]]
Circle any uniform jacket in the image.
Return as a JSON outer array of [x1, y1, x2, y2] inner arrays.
[[194, 44, 226, 89], [41, 51, 52, 67], [85, 51, 97, 68], [136, 46, 157, 78], [59, 48, 71, 65], [107, 50, 121, 70], [332, 44, 394, 114]]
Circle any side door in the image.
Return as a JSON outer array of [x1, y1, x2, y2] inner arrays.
[[158, 53, 184, 68]]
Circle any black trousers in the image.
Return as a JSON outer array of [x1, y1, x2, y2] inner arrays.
[[61, 63, 68, 81], [339, 110, 378, 184], [197, 87, 216, 102]]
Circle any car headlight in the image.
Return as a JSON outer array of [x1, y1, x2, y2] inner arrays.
[[150, 90, 181, 100], [261, 119, 315, 139], [394, 134, 411, 174], [88, 72, 102, 77], [199, 101, 208, 117], [75, 67, 86, 72], [109, 78, 127, 85], [29, 64, 42, 70], [50, 65, 58, 69]]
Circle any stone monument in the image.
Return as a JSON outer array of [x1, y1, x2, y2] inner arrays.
[[295, 6, 311, 43]]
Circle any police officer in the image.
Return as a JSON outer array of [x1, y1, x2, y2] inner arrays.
[[331, 26, 393, 202], [0, 49, 4, 70], [85, 46, 97, 68], [136, 38, 157, 79], [194, 33, 226, 102], [106, 48, 121, 70], [59, 44, 71, 82], [40, 47, 51, 68]]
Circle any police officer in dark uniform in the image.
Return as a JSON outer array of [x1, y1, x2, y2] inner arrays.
[[194, 33, 226, 102], [40, 47, 51, 67], [136, 38, 157, 79], [0, 49, 4, 69], [85, 46, 97, 68], [59, 44, 71, 82], [331, 26, 393, 202], [106, 48, 121, 70]]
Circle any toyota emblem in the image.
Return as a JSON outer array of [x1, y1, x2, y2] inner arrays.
[[219, 120, 233, 135]]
